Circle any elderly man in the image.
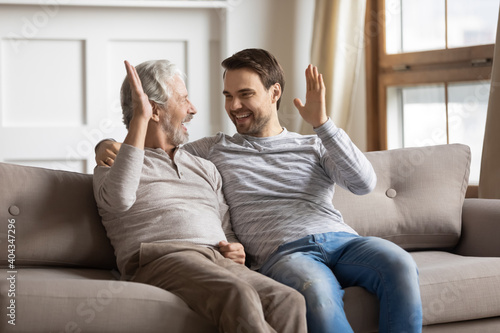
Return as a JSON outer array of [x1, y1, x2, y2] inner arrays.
[[93, 59, 307, 333]]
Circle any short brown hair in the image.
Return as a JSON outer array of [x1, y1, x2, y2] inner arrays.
[[221, 48, 285, 110]]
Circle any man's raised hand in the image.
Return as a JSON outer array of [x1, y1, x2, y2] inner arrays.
[[121, 61, 154, 150], [124, 60, 153, 123], [293, 64, 328, 128]]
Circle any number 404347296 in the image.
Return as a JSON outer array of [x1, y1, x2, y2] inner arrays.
[[7, 219, 16, 269]]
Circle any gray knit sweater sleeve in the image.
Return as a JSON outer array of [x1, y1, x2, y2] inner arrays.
[[93, 144, 144, 213], [314, 119, 377, 195]]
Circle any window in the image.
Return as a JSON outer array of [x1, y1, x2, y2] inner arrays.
[[365, 0, 499, 189]]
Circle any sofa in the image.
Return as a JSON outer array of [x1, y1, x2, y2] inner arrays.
[[1, 143, 500, 332]]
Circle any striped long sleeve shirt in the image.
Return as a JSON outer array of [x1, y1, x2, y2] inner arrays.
[[183, 119, 377, 270]]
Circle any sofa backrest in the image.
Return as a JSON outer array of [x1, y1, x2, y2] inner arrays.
[[0, 162, 116, 269], [332, 144, 470, 250], [0, 144, 470, 267]]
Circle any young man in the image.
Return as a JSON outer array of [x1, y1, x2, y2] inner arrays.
[[97, 49, 423, 332], [93, 59, 307, 333]]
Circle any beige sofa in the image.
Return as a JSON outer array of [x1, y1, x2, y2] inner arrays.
[[1, 143, 500, 332]]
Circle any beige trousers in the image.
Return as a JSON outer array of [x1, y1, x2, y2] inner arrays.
[[130, 242, 307, 333]]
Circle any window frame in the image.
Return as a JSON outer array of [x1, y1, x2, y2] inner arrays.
[[365, 0, 495, 197]]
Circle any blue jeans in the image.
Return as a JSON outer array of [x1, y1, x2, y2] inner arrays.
[[259, 232, 422, 333]]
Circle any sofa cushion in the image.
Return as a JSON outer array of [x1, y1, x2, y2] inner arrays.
[[344, 286, 379, 332], [411, 251, 500, 326], [422, 318, 500, 333], [333, 144, 470, 250], [0, 162, 116, 269], [342, 251, 500, 330], [0, 268, 217, 333]]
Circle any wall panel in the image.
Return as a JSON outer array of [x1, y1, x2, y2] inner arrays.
[[0, 3, 226, 173]]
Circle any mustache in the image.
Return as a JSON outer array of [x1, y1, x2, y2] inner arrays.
[[183, 114, 194, 123]]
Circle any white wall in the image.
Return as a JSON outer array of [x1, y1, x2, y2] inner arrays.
[[0, 1, 227, 173], [0, 0, 368, 174], [226, 0, 316, 134]]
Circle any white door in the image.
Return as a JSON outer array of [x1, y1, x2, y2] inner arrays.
[[0, 2, 228, 173]]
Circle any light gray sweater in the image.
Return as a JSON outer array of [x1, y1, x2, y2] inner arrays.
[[183, 119, 376, 269], [93, 144, 237, 275]]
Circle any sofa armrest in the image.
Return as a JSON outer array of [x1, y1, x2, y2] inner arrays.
[[453, 198, 500, 257]]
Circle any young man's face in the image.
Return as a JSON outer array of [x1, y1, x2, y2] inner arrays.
[[161, 75, 197, 146], [223, 68, 278, 137]]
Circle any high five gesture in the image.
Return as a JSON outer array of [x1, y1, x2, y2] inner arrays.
[[293, 64, 329, 128]]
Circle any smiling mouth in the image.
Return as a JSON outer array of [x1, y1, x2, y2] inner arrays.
[[181, 115, 193, 130], [234, 113, 252, 124], [235, 113, 251, 119]]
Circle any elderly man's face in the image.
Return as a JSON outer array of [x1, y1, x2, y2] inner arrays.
[[160, 75, 197, 146]]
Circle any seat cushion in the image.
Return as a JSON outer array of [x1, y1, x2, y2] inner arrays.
[[333, 144, 470, 250], [412, 251, 500, 326], [0, 268, 217, 333], [344, 286, 379, 332]]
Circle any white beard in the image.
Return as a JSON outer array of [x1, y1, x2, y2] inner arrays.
[[161, 111, 189, 146]]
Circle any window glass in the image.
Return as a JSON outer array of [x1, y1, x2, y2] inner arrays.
[[387, 87, 404, 149], [385, 0, 403, 54], [386, 82, 489, 184], [386, 0, 446, 54], [402, 85, 447, 147], [448, 82, 490, 184], [402, 0, 446, 52], [387, 85, 447, 148], [448, 0, 499, 48], [385, 0, 499, 53]]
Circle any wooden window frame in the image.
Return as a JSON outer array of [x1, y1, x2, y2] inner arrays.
[[365, 0, 495, 197]]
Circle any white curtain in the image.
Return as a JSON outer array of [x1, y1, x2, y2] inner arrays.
[[479, 9, 500, 199], [300, 0, 367, 135]]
